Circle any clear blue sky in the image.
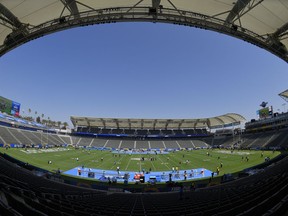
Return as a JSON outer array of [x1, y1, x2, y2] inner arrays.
[[0, 22, 287, 126]]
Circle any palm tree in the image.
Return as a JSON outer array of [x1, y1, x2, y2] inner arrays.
[[57, 121, 61, 128], [63, 122, 68, 129]]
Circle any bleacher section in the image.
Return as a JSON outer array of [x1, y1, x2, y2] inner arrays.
[[90, 138, 107, 147], [191, 140, 208, 148], [59, 136, 71, 145], [149, 140, 165, 149], [0, 125, 72, 146], [71, 136, 81, 145], [163, 140, 179, 149], [125, 129, 136, 135], [120, 140, 135, 149], [0, 126, 22, 145], [211, 136, 234, 147], [101, 129, 112, 134], [135, 129, 146, 136], [135, 140, 149, 149], [75, 127, 208, 137], [105, 140, 121, 149], [0, 152, 287, 216], [160, 129, 173, 135], [240, 129, 288, 149], [21, 130, 42, 144], [1, 124, 288, 150], [111, 129, 124, 134], [173, 129, 184, 136], [76, 137, 93, 147], [148, 129, 161, 135], [177, 140, 194, 149], [266, 129, 288, 149]]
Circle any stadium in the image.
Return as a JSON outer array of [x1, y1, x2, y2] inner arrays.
[[0, 1, 288, 216]]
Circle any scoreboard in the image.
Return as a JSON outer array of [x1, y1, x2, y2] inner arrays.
[[0, 96, 20, 116], [257, 106, 273, 119]]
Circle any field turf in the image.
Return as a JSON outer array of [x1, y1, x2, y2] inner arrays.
[[0, 147, 280, 176]]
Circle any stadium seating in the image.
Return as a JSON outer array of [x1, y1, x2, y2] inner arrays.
[[1, 119, 288, 215], [0, 152, 287, 215], [3, 124, 288, 150], [0, 125, 72, 146], [163, 140, 180, 149], [135, 140, 149, 149], [125, 129, 137, 135], [120, 140, 135, 149], [149, 140, 165, 149], [105, 139, 121, 149]]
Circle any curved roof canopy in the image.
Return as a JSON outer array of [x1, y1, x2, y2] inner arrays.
[[0, 0, 288, 62], [279, 89, 288, 102], [70, 113, 246, 129]]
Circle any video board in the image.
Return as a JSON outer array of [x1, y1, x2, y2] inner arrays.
[[257, 106, 273, 119], [0, 96, 21, 116]]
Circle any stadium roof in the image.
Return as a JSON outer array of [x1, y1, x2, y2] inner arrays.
[[70, 113, 246, 129], [279, 89, 288, 102], [0, 1, 288, 62]]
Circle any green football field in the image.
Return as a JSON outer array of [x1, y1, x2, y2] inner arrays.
[[0, 147, 280, 176]]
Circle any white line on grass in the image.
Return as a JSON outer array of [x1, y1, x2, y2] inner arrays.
[[125, 156, 132, 171], [166, 154, 180, 167], [93, 152, 115, 169], [149, 158, 156, 171], [157, 156, 171, 170], [110, 154, 125, 170]]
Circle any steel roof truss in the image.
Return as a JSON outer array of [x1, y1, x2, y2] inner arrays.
[[0, 3, 23, 29], [60, 0, 80, 18], [225, 0, 263, 25], [126, 0, 144, 13]]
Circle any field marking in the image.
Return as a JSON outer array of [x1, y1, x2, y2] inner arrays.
[[216, 150, 252, 155], [131, 158, 141, 161], [6, 148, 277, 175], [20, 148, 68, 154], [97, 155, 114, 168], [165, 154, 182, 167], [109, 154, 126, 170], [157, 156, 171, 170], [125, 157, 132, 170], [86, 151, 113, 169], [149, 160, 156, 171]]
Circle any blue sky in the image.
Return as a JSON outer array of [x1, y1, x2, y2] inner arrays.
[[0, 22, 287, 126]]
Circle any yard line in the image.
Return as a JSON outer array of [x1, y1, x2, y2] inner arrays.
[[110, 154, 126, 170], [94, 152, 115, 169], [157, 155, 171, 170], [149, 158, 156, 171], [125, 156, 132, 170], [84, 151, 109, 168], [165, 154, 180, 167]]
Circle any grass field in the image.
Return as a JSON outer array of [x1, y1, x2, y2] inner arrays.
[[0, 147, 280, 176]]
